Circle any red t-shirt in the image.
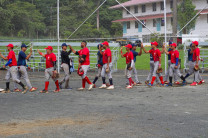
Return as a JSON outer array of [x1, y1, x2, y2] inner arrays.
[[192, 48, 200, 61], [123, 51, 134, 64], [78, 47, 90, 65], [7, 50, 17, 67], [45, 53, 56, 68], [149, 49, 161, 62], [102, 48, 112, 64], [170, 50, 179, 64]]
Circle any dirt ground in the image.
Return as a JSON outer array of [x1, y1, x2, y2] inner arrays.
[[0, 69, 208, 138]]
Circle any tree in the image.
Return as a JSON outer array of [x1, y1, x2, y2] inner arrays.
[[177, 0, 197, 34]]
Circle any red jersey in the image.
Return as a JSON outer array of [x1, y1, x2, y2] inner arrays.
[[149, 49, 161, 62], [45, 53, 56, 68], [102, 48, 112, 64], [7, 50, 17, 67], [192, 48, 200, 61], [78, 47, 90, 65], [170, 50, 179, 64], [123, 51, 134, 64]]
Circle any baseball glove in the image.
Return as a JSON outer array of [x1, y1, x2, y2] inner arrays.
[[157, 67, 163, 73], [127, 63, 132, 70], [194, 65, 200, 71], [52, 71, 59, 79], [105, 67, 110, 73]]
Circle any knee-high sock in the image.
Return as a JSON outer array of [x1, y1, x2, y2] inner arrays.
[[93, 76, 98, 84], [184, 73, 190, 79], [128, 78, 132, 86], [151, 76, 156, 85], [169, 77, 173, 84], [82, 79, 86, 88], [55, 80, 60, 89], [102, 77, 106, 84], [18, 81, 25, 89], [180, 75, 185, 81], [45, 81, 49, 90], [159, 76, 164, 84], [6, 82, 10, 89], [85, 76, 92, 84], [109, 78, 113, 85]]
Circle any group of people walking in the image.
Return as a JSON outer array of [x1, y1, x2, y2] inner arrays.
[[0, 40, 205, 93]]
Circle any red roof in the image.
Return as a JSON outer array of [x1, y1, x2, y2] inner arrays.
[[112, 13, 172, 22], [110, 0, 163, 9], [200, 9, 208, 14]]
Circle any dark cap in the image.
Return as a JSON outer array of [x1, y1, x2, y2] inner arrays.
[[21, 44, 28, 48]]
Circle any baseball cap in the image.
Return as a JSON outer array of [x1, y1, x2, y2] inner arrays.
[[62, 43, 67, 47], [45, 46, 53, 51], [97, 44, 103, 49], [151, 41, 158, 46], [131, 43, 137, 47], [190, 43, 192, 47], [192, 41, 199, 46], [169, 41, 173, 45], [21, 44, 28, 48], [125, 44, 132, 49], [102, 41, 109, 46], [171, 43, 177, 47], [6, 44, 14, 48]]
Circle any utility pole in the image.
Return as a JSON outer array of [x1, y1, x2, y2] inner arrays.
[[97, 1, 100, 30], [172, 0, 178, 43]]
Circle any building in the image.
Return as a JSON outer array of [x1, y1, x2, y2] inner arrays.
[[110, 0, 208, 42]]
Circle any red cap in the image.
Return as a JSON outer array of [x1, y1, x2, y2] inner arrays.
[[192, 41, 199, 46], [6, 44, 14, 48], [102, 41, 109, 46], [171, 43, 177, 47], [151, 41, 158, 46], [45, 46, 53, 51], [125, 44, 132, 49]]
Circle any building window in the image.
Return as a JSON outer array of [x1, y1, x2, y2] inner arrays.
[[126, 7, 130, 14], [161, 18, 165, 26], [171, 17, 173, 25], [153, 19, 156, 27], [135, 21, 138, 28], [142, 5, 146, 13], [141, 20, 146, 28], [127, 21, 130, 29], [160, 2, 164, 10], [170, 0, 173, 8], [152, 3, 157, 11], [134, 6, 138, 13]]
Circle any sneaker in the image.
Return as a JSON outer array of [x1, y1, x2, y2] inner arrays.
[[40, 89, 48, 93], [190, 82, 197, 86], [126, 85, 132, 89], [99, 84, 107, 89], [145, 81, 149, 85], [182, 81, 187, 86], [164, 81, 169, 84], [59, 83, 63, 89], [30, 87, 37, 92], [14, 88, 21, 92], [136, 82, 142, 86], [1, 88, 10, 93], [147, 83, 153, 87], [88, 84, 93, 91], [0, 88, 4, 92], [22, 86, 28, 94], [54, 88, 60, 93], [174, 81, 180, 85], [198, 80, 205, 85], [77, 87, 85, 91], [106, 85, 114, 90], [166, 83, 172, 87], [93, 84, 96, 88]]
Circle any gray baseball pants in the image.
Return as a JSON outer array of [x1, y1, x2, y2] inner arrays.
[[45, 67, 57, 82], [81, 65, 89, 79], [101, 63, 112, 79], [165, 60, 178, 82], [60, 63, 70, 88]]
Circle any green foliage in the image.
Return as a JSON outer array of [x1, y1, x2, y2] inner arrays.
[[177, 0, 197, 34], [150, 33, 164, 47], [177, 44, 184, 50]]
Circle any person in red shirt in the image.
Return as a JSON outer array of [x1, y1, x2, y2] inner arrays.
[[99, 41, 114, 90], [37, 46, 60, 93], [120, 44, 135, 89], [142, 41, 164, 87], [0, 44, 28, 93], [189, 41, 204, 86], [69, 41, 93, 91], [163, 43, 186, 86]]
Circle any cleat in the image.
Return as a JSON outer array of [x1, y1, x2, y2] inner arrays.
[[106, 85, 114, 90], [0, 88, 4, 92], [40, 89, 48, 93], [136, 82, 142, 86], [1, 88, 10, 93], [30, 87, 37, 92], [182, 81, 187, 86], [14, 88, 21, 92], [174, 81, 180, 85], [88, 84, 93, 91], [190, 82, 197, 86], [166, 83, 172, 87], [93, 84, 96, 88], [54, 88, 60, 93], [147, 83, 153, 87], [145, 81, 149, 85], [22, 86, 28, 94], [164, 81, 169, 84], [198, 80, 205, 85], [99, 84, 107, 89], [126, 85, 132, 89], [77, 87, 85, 91]]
